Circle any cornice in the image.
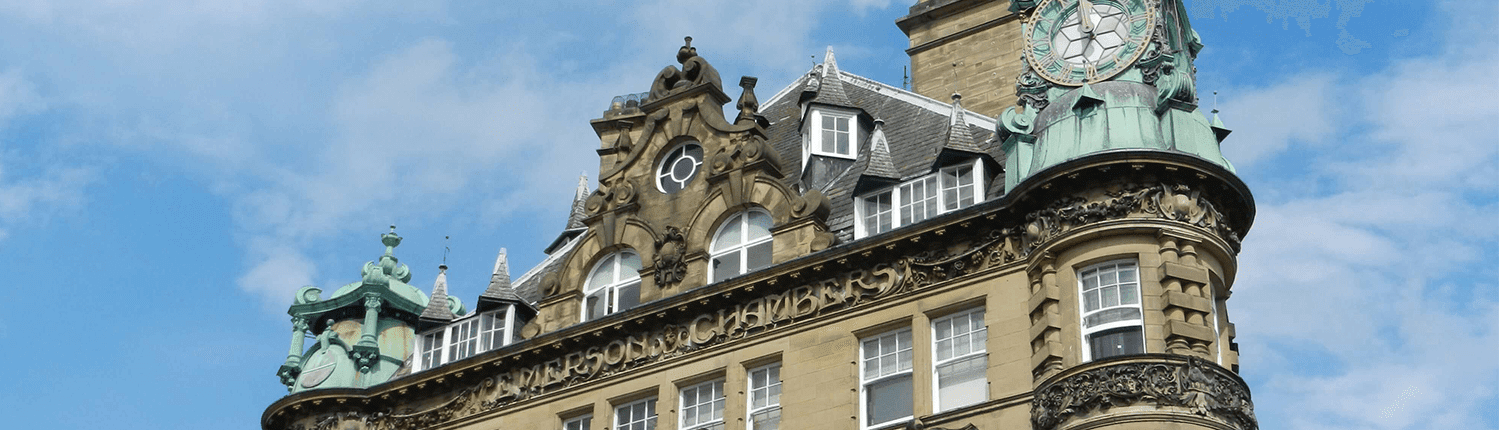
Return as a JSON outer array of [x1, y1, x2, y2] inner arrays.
[[264, 151, 1255, 430]]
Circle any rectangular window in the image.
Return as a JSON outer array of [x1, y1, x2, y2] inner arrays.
[[420, 330, 444, 370], [861, 328, 913, 429], [747, 364, 782, 430], [680, 380, 726, 430], [564, 415, 592, 430], [862, 191, 894, 237], [615, 398, 657, 430], [820, 113, 852, 156], [448, 318, 481, 362], [480, 308, 510, 351], [932, 308, 987, 412], [1080, 260, 1144, 361], [940, 164, 976, 211], [898, 176, 938, 226], [855, 160, 985, 239]]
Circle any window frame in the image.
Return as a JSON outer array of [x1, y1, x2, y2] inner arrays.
[[613, 397, 657, 430], [1078, 259, 1145, 361], [855, 159, 985, 238], [417, 329, 445, 371], [746, 363, 783, 430], [708, 209, 774, 283], [446, 316, 482, 363], [582, 251, 644, 322], [679, 379, 726, 430], [563, 414, 592, 430], [859, 327, 914, 430], [930, 308, 988, 412], [479, 306, 514, 351], [656, 141, 705, 194], [806, 107, 858, 160]]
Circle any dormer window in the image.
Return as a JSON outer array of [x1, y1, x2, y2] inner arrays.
[[855, 159, 985, 238], [807, 108, 858, 159]]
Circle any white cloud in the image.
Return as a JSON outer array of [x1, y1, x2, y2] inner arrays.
[[1224, 2, 1497, 428], [238, 240, 320, 311], [1217, 74, 1339, 167]]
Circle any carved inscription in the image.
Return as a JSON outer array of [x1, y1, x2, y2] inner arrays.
[[482, 264, 899, 408]]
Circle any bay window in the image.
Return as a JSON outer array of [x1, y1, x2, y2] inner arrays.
[[1080, 260, 1144, 361]]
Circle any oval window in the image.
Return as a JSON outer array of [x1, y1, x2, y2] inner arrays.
[[657, 142, 703, 193]]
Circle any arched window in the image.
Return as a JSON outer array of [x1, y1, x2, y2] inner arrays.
[[709, 210, 773, 283], [582, 251, 642, 321]]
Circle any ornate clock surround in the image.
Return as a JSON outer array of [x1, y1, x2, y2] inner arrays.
[[1023, 0, 1157, 86]]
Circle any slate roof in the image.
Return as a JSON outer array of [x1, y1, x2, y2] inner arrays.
[[478, 248, 532, 310], [497, 53, 1006, 309], [419, 266, 456, 322], [760, 59, 1004, 240]]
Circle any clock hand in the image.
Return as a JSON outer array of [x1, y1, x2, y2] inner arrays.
[[1078, 0, 1096, 35]]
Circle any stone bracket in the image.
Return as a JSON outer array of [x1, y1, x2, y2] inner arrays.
[[1163, 291, 1212, 314], [1165, 319, 1215, 344], [1159, 261, 1209, 284]]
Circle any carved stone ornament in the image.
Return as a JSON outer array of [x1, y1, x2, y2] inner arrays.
[[653, 226, 688, 288], [586, 177, 640, 215], [1015, 58, 1051, 112], [898, 182, 1239, 294], [1031, 355, 1257, 430], [710, 132, 780, 176], [362, 381, 493, 430], [647, 36, 723, 104], [270, 180, 1244, 430]]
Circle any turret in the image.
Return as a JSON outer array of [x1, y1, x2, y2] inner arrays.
[[275, 226, 431, 393]]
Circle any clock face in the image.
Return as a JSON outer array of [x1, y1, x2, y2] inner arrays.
[[1025, 0, 1155, 85]]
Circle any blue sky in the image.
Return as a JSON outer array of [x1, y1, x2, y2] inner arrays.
[[0, 1, 1492, 429]]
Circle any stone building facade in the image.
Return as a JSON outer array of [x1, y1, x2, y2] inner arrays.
[[263, 1, 1257, 430]]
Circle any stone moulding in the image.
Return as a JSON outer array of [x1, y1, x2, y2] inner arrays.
[[1030, 354, 1256, 430], [266, 157, 1252, 430]]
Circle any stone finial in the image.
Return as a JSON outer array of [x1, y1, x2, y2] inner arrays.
[[735, 76, 760, 125]]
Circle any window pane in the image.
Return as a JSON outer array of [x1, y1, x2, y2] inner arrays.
[[750, 408, 780, 430], [711, 252, 740, 283], [822, 129, 836, 153], [587, 290, 608, 320], [866, 375, 913, 426], [715, 215, 743, 251], [1102, 285, 1119, 307], [589, 255, 616, 288], [745, 241, 773, 272], [1090, 326, 1144, 359], [620, 252, 643, 273], [746, 211, 773, 239], [1120, 283, 1139, 305], [937, 354, 988, 412], [1083, 289, 1100, 312], [616, 281, 641, 312]]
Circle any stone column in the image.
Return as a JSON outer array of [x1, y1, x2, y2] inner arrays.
[[1157, 231, 1215, 359], [1027, 253, 1064, 381]]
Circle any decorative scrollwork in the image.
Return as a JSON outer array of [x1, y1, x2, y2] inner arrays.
[[653, 226, 688, 288], [1031, 355, 1256, 430], [647, 36, 723, 104]]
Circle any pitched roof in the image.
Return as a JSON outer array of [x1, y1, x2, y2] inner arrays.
[[804, 47, 854, 108], [941, 93, 987, 155], [761, 65, 1001, 239], [479, 248, 527, 305], [419, 266, 455, 322]]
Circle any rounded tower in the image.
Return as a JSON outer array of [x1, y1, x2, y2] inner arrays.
[[997, 0, 1257, 429]]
